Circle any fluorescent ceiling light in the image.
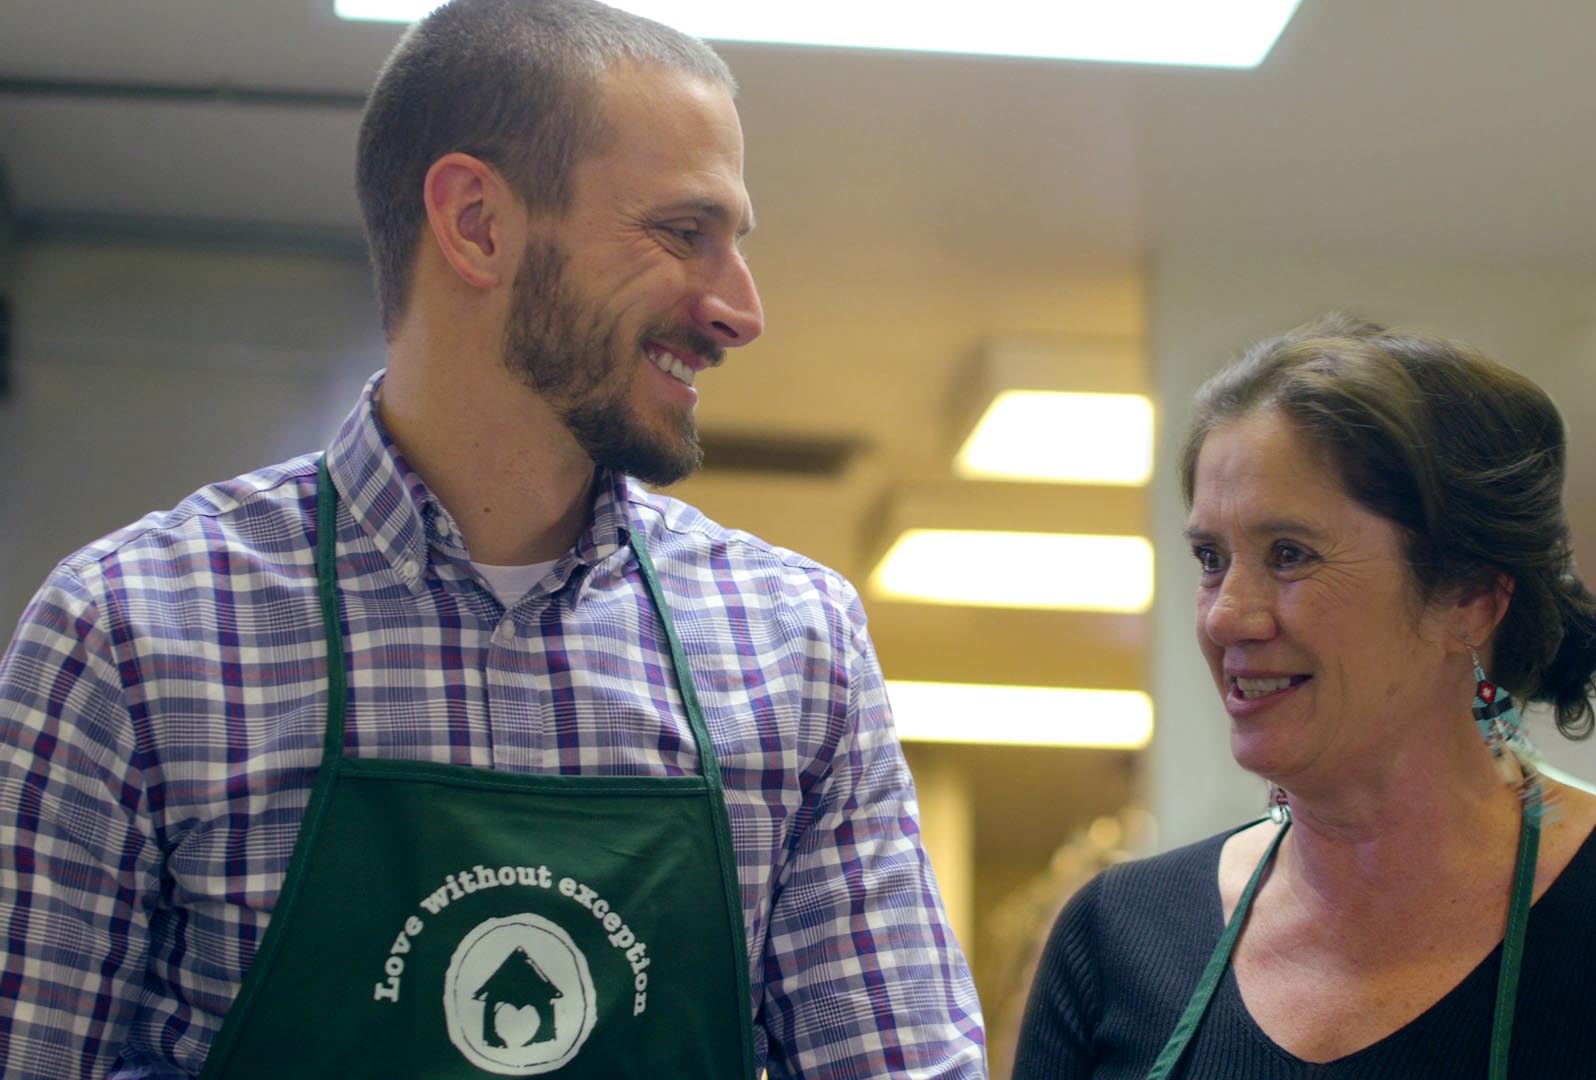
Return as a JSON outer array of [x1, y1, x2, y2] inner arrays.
[[335, 0, 442, 21], [955, 391, 1153, 486], [887, 681, 1152, 748], [870, 529, 1153, 612], [336, 1, 1304, 69]]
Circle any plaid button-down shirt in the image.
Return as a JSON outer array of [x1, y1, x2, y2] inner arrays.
[[0, 374, 984, 1079]]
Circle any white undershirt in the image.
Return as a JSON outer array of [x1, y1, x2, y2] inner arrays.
[[471, 559, 559, 609]]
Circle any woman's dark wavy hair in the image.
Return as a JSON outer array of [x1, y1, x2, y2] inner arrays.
[[1179, 312, 1596, 737]]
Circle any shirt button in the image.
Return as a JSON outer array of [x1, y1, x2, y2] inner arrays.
[[398, 558, 421, 584], [494, 618, 515, 645]]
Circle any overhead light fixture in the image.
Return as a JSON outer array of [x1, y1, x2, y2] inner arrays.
[[887, 681, 1152, 748], [869, 529, 1153, 612], [955, 390, 1153, 485], [945, 338, 1151, 485], [335, 1, 1304, 69], [335, 0, 438, 21]]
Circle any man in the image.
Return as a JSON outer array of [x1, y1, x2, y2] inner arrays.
[[0, 1, 984, 1076]]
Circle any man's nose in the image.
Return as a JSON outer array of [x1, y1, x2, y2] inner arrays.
[[694, 249, 763, 347]]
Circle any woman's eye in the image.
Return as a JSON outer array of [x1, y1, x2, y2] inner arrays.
[[1191, 546, 1223, 574], [1271, 541, 1312, 568]]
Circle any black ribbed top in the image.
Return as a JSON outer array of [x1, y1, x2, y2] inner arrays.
[[1013, 824, 1596, 1079]]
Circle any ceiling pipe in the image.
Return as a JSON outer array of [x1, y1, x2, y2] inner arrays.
[[0, 77, 366, 111]]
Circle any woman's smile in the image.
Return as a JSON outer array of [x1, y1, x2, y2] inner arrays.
[[1229, 672, 1312, 707]]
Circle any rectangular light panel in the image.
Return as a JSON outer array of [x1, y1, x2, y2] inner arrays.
[[870, 529, 1153, 612], [335, 1, 1304, 69], [888, 681, 1153, 748], [955, 390, 1153, 485]]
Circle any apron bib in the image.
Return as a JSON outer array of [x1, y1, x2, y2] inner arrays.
[[199, 458, 756, 1078], [1146, 802, 1540, 1080]]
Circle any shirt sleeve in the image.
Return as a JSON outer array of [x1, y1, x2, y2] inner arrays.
[[758, 583, 986, 1079], [1011, 875, 1103, 1080], [0, 566, 155, 1078]]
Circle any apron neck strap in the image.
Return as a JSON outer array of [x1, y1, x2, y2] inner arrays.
[[626, 524, 752, 1064], [1145, 820, 1289, 1080], [315, 456, 349, 765], [627, 528, 727, 799], [1491, 789, 1542, 1077]]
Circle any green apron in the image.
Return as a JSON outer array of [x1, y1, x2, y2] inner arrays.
[[1146, 803, 1541, 1080], [199, 459, 757, 1078]]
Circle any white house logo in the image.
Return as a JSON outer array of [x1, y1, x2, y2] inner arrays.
[[443, 914, 598, 1075]]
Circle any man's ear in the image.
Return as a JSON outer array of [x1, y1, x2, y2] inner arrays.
[[422, 152, 518, 291], [1450, 572, 1515, 655]]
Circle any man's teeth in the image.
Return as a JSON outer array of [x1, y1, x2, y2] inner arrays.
[[1235, 676, 1297, 699], [652, 350, 695, 386]]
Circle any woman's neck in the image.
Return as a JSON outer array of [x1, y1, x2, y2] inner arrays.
[[1278, 747, 1526, 916]]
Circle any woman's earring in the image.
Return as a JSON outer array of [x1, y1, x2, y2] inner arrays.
[[1470, 647, 1544, 818], [1267, 783, 1291, 825]]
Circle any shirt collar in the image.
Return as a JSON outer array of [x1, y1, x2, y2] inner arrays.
[[324, 371, 635, 602]]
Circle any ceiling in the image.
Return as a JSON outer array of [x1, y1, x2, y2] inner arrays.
[[7, 1, 1596, 264]]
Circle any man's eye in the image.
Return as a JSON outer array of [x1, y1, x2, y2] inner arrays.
[[1191, 546, 1223, 574]]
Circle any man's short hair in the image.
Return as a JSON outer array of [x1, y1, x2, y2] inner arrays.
[[355, 0, 734, 339]]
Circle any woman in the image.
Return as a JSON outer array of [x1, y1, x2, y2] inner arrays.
[[1014, 314, 1596, 1079]]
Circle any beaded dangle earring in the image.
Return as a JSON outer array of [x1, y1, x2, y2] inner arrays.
[[1266, 783, 1291, 825], [1471, 647, 1545, 820]]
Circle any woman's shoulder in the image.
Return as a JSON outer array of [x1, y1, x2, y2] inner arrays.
[[1020, 826, 1245, 1068], [1097, 826, 1239, 895], [1058, 826, 1240, 940], [1538, 787, 1596, 905]]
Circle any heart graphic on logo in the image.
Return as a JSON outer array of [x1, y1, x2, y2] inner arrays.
[[495, 1003, 543, 1047]]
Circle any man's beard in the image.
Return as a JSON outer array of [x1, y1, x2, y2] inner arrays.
[[502, 239, 706, 485]]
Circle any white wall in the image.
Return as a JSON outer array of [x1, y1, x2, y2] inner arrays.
[[1, 240, 384, 631], [1146, 249, 1596, 850]]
